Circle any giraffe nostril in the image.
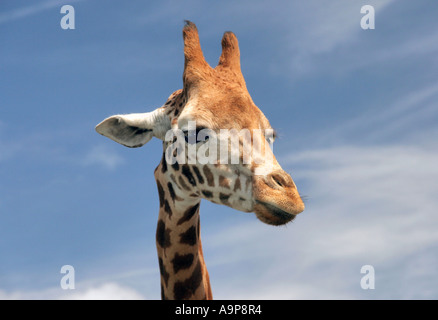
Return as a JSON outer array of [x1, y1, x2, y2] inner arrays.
[[272, 175, 283, 188], [267, 171, 294, 189]]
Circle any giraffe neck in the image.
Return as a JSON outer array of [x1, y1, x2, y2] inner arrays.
[[154, 162, 212, 300]]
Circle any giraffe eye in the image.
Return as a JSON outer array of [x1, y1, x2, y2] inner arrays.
[[265, 129, 277, 144], [183, 130, 197, 144], [183, 127, 209, 144]]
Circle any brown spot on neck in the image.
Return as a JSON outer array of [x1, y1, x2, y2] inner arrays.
[[156, 220, 171, 249], [177, 203, 200, 226], [219, 175, 231, 189], [202, 165, 215, 187], [179, 226, 197, 246], [173, 261, 203, 300]]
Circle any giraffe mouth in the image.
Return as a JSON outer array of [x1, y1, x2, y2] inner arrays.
[[254, 201, 297, 226]]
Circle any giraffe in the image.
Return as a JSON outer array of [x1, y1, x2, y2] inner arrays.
[[95, 21, 304, 300]]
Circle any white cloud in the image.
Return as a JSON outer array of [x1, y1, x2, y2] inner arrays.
[[286, 143, 438, 254], [361, 30, 438, 66], [0, 140, 19, 163], [81, 144, 125, 170], [0, 124, 23, 163], [64, 282, 144, 300], [249, 0, 437, 81], [302, 81, 438, 147], [204, 142, 438, 299], [0, 282, 145, 300], [286, 144, 438, 299], [272, 0, 396, 77], [0, 0, 83, 25], [0, 126, 124, 170]]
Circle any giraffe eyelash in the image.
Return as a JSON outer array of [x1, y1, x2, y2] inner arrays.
[[265, 129, 277, 144]]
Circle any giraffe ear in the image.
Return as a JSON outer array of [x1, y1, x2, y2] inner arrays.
[[95, 108, 170, 148]]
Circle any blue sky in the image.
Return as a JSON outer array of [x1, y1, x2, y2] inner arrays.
[[1, 0, 437, 299]]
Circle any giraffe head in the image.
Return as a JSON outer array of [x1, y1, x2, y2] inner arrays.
[[96, 21, 304, 225]]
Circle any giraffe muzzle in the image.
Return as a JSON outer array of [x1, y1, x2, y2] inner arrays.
[[252, 170, 305, 226]]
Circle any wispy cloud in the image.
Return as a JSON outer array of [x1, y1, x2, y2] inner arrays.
[[0, 125, 24, 163], [81, 144, 125, 171], [65, 282, 144, 300], [0, 0, 83, 25], [205, 142, 438, 299], [0, 122, 124, 170], [261, 0, 396, 77], [308, 81, 438, 146], [0, 140, 19, 163], [0, 282, 144, 300]]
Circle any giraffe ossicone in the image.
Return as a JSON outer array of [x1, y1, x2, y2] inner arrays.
[[96, 21, 304, 300]]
